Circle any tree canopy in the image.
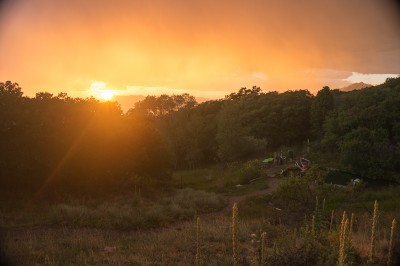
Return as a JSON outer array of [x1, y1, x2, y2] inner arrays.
[[1, 77, 399, 198], [321, 77, 400, 180], [0, 82, 171, 198]]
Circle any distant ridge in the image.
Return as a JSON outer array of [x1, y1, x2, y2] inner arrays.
[[339, 82, 372, 91]]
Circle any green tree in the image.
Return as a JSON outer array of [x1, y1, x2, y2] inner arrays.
[[225, 86, 261, 101], [0, 82, 173, 197], [321, 77, 400, 181], [157, 100, 222, 168], [310, 86, 334, 138], [339, 127, 391, 178], [132, 93, 196, 117]]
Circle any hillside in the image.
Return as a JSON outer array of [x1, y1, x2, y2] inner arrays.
[[339, 82, 372, 91]]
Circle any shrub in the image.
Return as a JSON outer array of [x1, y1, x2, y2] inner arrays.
[[275, 176, 314, 210], [239, 160, 263, 184]]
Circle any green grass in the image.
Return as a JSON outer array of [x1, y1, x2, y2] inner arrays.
[[238, 195, 274, 220], [225, 178, 267, 196], [321, 186, 400, 224], [172, 162, 267, 195]]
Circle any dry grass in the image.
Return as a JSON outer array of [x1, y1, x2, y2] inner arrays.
[[1, 216, 264, 265], [1, 174, 400, 265], [1, 189, 226, 231], [1, 202, 399, 265]]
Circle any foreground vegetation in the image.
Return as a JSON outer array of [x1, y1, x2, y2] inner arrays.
[[1, 201, 399, 265], [1, 168, 399, 265], [0, 78, 399, 265]]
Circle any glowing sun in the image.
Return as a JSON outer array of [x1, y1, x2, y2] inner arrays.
[[89, 81, 114, 101], [98, 90, 114, 101]]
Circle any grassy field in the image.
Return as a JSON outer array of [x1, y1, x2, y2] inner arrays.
[[1, 162, 399, 265], [171, 161, 268, 195], [2, 191, 399, 265], [2, 216, 268, 265]]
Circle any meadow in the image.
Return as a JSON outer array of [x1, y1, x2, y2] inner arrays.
[[1, 162, 399, 265]]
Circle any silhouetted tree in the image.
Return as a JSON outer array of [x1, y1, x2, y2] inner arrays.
[[0, 82, 172, 198], [132, 93, 196, 117], [310, 86, 334, 138]]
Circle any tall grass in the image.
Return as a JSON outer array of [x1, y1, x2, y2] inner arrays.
[[232, 203, 239, 266], [329, 210, 334, 232], [311, 215, 315, 236], [261, 231, 267, 266], [369, 200, 378, 264], [4, 200, 398, 265], [196, 217, 200, 266], [349, 213, 354, 245], [387, 218, 396, 266], [3, 171, 400, 266], [338, 212, 349, 266], [44, 188, 225, 230]]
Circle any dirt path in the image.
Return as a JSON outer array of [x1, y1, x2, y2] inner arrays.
[[204, 162, 295, 217], [221, 177, 283, 214]]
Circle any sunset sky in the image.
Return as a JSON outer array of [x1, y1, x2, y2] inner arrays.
[[0, 0, 399, 101]]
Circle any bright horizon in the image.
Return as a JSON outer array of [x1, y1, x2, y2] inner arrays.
[[0, 0, 399, 100]]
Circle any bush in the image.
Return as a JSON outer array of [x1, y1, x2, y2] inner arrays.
[[275, 176, 314, 210], [239, 159, 263, 184]]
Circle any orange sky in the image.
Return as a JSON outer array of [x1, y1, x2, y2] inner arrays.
[[0, 0, 399, 100]]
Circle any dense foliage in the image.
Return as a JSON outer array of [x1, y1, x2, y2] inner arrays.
[[321, 78, 400, 181], [1, 77, 399, 197], [155, 88, 313, 166], [0, 81, 171, 197], [152, 78, 400, 181]]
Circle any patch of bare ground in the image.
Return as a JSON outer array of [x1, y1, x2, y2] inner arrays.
[[218, 162, 294, 216]]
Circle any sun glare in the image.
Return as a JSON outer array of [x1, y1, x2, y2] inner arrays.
[[89, 81, 114, 101], [98, 90, 114, 101]]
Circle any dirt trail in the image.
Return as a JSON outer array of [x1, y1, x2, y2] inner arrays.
[[222, 177, 283, 214], [206, 162, 295, 217]]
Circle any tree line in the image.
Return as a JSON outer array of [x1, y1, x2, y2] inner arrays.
[[0, 81, 170, 198], [0, 78, 399, 197]]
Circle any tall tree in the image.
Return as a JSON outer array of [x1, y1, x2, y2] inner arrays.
[[310, 86, 334, 138], [132, 93, 196, 117]]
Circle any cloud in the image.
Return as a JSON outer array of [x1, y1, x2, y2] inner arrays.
[[345, 73, 399, 85], [252, 72, 268, 81], [0, 0, 399, 97]]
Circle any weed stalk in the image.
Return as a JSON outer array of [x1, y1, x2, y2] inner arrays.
[[232, 203, 239, 266], [196, 217, 200, 266], [349, 213, 354, 246], [312, 215, 315, 237], [330, 210, 334, 232], [387, 218, 397, 266], [339, 217, 349, 266], [261, 232, 266, 266], [369, 200, 378, 264]]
